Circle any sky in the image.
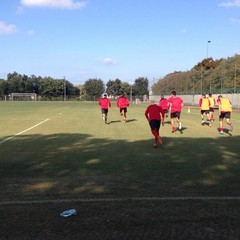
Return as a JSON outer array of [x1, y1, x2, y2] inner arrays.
[[0, 0, 240, 85]]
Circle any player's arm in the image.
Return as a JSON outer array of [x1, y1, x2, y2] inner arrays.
[[145, 109, 149, 121], [199, 99, 202, 107], [160, 108, 165, 126]]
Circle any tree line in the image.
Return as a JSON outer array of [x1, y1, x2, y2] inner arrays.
[[81, 77, 149, 101], [1, 54, 239, 101], [152, 54, 240, 95], [0, 72, 149, 101], [0, 72, 80, 101]]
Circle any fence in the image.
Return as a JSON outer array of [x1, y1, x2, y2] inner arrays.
[[149, 93, 240, 109]]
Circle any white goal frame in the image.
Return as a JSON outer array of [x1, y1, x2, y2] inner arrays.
[[10, 93, 37, 101]]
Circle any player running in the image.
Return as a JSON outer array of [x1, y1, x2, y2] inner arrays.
[[159, 95, 169, 121], [217, 95, 233, 135], [168, 91, 183, 133], [208, 93, 216, 122], [199, 94, 211, 127], [145, 103, 165, 148], [116, 92, 129, 123], [98, 93, 111, 124]]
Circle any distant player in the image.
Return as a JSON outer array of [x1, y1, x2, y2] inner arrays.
[[116, 92, 129, 123], [168, 91, 183, 133], [217, 95, 233, 135], [145, 104, 165, 148], [159, 95, 169, 121], [98, 93, 111, 124], [208, 93, 216, 122], [199, 94, 211, 127]]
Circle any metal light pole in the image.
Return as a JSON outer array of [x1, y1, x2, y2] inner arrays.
[[130, 85, 133, 103], [207, 41, 211, 92], [207, 40, 211, 58], [63, 76, 66, 101]]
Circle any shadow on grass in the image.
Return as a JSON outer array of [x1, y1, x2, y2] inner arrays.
[[108, 120, 121, 124], [0, 133, 240, 201]]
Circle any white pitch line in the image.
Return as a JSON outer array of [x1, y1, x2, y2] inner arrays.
[[1, 196, 240, 206], [0, 119, 50, 145]]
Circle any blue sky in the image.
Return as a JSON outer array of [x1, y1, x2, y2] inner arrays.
[[0, 0, 240, 85]]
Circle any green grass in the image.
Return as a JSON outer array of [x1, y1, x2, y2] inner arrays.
[[0, 101, 240, 239]]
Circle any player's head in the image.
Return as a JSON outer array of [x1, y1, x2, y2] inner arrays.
[[103, 93, 107, 98], [171, 91, 176, 96], [208, 93, 212, 97], [218, 95, 222, 99], [120, 91, 125, 96], [161, 95, 164, 99], [202, 93, 206, 98]]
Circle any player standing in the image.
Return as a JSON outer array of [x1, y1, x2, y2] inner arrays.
[[145, 104, 165, 148], [168, 91, 183, 133]]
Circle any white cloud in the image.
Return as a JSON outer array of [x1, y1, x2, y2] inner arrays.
[[21, 0, 86, 9], [219, 0, 240, 7], [102, 57, 116, 65], [230, 18, 240, 24], [27, 29, 35, 35], [0, 21, 18, 35]]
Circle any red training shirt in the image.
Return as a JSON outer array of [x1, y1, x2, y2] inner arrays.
[[159, 98, 169, 110], [145, 104, 164, 121], [116, 96, 129, 108], [98, 98, 111, 109], [168, 96, 183, 112]]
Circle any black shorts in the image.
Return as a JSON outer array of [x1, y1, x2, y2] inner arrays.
[[163, 109, 169, 114], [101, 109, 108, 114], [209, 107, 214, 112], [219, 112, 231, 119], [170, 112, 181, 119], [120, 108, 127, 113], [149, 120, 161, 131], [201, 110, 209, 114]]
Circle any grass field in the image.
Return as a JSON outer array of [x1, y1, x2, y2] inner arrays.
[[0, 101, 240, 240]]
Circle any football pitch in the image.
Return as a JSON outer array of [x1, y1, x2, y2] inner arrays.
[[0, 101, 240, 240]]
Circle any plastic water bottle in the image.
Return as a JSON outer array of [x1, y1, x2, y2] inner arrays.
[[60, 208, 77, 217]]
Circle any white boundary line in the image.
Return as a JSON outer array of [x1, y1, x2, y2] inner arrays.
[[0, 119, 50, 145], [1, 196, 240, 206]]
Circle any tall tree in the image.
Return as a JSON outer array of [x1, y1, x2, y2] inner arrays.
[[84, 78, 105, 100], [106, 79, 122, 97], [133, 77, 149, 97]]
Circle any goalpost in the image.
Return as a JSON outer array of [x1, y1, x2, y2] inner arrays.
[[10, 93, 37, 101]]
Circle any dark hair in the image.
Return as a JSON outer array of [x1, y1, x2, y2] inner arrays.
[[171, 91, 176, 96]]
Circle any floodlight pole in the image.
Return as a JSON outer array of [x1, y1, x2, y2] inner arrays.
[[130, 85, 133, 103], [207, 40, 211, 58], [63, 76, 66, 101]]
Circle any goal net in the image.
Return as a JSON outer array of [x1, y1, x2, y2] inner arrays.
[[10, 93, 37, 101]]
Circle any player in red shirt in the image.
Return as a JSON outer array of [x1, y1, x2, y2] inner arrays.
[[98, 93, 111, 124], [168, 91, 183, 133], [116, 92, 129, 123], [145, 104, 165, 148], [159, 95, 169, 120]]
